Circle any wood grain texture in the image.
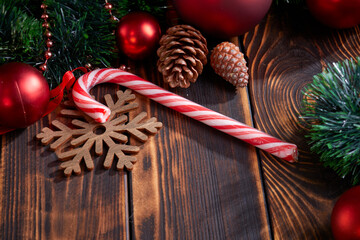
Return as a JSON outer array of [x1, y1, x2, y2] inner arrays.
[[2, 6, 359, 240], [0, 86, 129, 240], [243, 7, 360, 240], [129, 42, 271, 239]]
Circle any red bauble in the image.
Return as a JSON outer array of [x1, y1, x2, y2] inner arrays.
[[306, 0, 360, 29], [0, 62, 50, 128], [116, 12, 161, 60], [331, 186, 360, 240], [173, 0, 272, 37]]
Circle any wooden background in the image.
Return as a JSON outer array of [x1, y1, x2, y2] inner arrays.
[[1, 6, 360, 240]]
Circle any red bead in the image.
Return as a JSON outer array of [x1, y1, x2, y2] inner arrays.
[[44, 30, 52, 38], [42, 22, 50, 28], [44, 51, 52, 59], [85, 63, 92, 69], [105, 3, 113, 10], [41, 14, 49, 19], [39, 64, 47, 71], [46, 40, 53, 48], [40, 3, 47, 9], [119, 65, 127, 71]]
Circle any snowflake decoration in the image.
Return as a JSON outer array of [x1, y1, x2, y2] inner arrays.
[[37, 90, 163, 176]]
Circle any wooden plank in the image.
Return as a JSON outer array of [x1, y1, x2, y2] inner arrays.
[[130, 39, 271, 239], [243, 8, 360, 239], [0, 86, 129, 239]]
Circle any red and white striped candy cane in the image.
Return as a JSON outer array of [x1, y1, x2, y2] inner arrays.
[[72, 68, 298, 162]]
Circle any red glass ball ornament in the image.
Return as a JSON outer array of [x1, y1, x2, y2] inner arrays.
[[0, 62, 50, 128], [116, 12, 161, 60], [173, 0, 272, 38], [306, 0, 360, 29], [331, 186, 360, 240]]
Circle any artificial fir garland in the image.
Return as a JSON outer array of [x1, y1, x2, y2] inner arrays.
[[0, 0, 167, 88], [302, 58, 360, 185], [0, 1, 43, 65]]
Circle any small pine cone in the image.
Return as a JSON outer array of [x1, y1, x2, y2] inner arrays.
[[210, 42, 249, 88], [157, 25, 208, 88]]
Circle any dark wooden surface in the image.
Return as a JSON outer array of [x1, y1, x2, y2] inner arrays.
[[1, 7, 360, 240]]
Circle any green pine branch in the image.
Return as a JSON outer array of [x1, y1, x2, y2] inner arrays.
[[301, 58, 360, 185]]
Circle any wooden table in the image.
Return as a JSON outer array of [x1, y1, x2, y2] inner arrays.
[[1, 7, 360, 240]]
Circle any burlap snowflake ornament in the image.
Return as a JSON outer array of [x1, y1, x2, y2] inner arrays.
[[37, 90, 163, 176]]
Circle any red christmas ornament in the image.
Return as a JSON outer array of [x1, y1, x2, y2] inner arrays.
[[306, 0, 360, 29], [0, 62, 50, 128], [116, 12, 161, 60], [331, 185, 360, 240], [172, 0, 272, 38]]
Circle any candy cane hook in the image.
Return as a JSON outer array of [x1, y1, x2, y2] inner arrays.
[[72, 68, 298, 162]]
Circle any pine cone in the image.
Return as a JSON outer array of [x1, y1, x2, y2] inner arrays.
[[210, 42, 249, 88], [157, 25, 208, 88]]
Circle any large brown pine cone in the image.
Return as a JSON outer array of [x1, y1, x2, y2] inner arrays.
[[157, 25, 208, 88]]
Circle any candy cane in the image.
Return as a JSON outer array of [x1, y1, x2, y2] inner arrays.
[[72, 68, 298, 162]]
